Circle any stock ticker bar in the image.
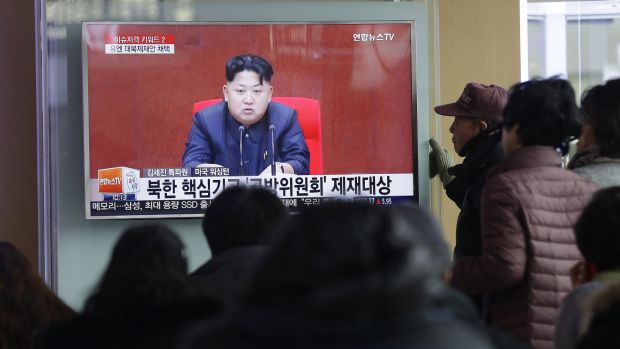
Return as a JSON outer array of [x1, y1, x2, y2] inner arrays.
[[90, 172, 415, 218]]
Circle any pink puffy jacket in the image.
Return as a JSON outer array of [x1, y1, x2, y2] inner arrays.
[[452, 146, 599, 349]]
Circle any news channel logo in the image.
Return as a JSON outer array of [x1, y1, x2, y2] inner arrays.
[[98, 166, 140, 194]]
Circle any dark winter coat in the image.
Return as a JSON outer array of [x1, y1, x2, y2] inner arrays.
[[452, 146, 599, 349], [446, 125, 504, 260], [187, 246, 267, 305], [180, 286, 516, 349]]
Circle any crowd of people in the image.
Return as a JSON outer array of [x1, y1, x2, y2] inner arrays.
[[2, 76, 620, 349]]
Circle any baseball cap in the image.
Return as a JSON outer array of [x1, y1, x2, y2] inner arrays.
[[434, 82, 508, 124]]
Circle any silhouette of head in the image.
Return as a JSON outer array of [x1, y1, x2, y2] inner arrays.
[[580, 78, 620, 157], [575, 186, 620, 271], [0, 242, 74, 348], [202, 186, 288, 256], [85, 224, 187, 310], [502, 77, 582, 155], [243, 201, 451, 320]]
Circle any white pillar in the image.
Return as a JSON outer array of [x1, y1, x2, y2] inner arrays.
[[544, 3, 568, 78]]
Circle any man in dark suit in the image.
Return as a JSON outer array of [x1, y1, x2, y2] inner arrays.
[[182, 54, 310, 176]]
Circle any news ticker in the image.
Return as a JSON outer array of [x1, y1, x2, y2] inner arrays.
[[90, 196, 415, 217], [89, 170, 414, 218]]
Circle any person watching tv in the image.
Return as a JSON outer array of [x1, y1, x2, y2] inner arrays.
[[567, 78, 620, 187], [429, 82, 508, 313], [187, 186, 289, 305], [430, 82, 508, 259], [555, 186, 620, 349], [451, 77, 599, 349], [182, 54, 310, 176]]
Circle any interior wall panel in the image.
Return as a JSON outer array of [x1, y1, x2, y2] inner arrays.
[[0, 0, 38, 266], [436, 0, 521, 248]]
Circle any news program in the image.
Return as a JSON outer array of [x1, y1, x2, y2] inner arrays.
[[83, 22, 418, 218]]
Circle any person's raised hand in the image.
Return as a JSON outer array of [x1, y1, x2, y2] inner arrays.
[[429, 138, 455, 187]]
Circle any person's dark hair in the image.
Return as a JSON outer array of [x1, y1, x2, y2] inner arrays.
[[202, 186, 288, 256], [225, 54, 274, 84], [581, 78, 620, 157], [503, 77, 582, 155], [84, 224, 187, 311], [0, 242, 75, 348], [575, 186, 620, 271], [242, 201, 451, 321]]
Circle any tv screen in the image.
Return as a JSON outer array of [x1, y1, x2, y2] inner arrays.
[[83, 21, 418, 218]]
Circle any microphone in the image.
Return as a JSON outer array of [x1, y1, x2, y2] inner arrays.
[[269, 125, 276, 176], [238, 125, 245, 176]]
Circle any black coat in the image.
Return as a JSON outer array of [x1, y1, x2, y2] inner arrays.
[[445, 126, 504, 260], [187, 246, 267, 305], [37, 297, 220, 349], [180, 286, 507, 349]]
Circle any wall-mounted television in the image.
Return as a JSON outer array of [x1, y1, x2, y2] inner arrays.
[[83, 20, 419, 218]]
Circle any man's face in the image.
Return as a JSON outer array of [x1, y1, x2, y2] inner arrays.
[[223, 70, 273, 127], [449, 116, 484, 155]]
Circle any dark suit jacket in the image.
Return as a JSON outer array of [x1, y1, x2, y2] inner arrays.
[[182, 101, 309, 175]]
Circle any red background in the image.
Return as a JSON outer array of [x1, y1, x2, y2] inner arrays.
[[86, 23, 415, 178]]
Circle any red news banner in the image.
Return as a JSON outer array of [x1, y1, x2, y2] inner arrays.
[[104, 34, 175, 54]]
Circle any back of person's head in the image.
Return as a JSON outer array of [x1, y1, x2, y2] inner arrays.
[[581, 78, 620, 157], [0, 242, 74, 348], [85, 224, 187, 311], [202, 186, 288, 256], [242, 201, 451, 321], [503, 77, 582, 154], [225, 54, 273, 84], [575, 186, 620, 271]]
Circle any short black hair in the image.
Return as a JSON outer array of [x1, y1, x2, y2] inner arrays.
[[575, 186, 620, 271], [242, 202, 451, 320], [202, 186, 288, 256], [503, 77, 582, 154], [581, 78, 620, 157], [225, 54, 273, 84]]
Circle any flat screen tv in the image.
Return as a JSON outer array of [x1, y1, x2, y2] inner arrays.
[[83, 20, 420, 218]]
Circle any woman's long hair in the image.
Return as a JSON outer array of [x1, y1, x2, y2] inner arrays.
[[83, 224, 188, 312], [0, 242, 75, 349]]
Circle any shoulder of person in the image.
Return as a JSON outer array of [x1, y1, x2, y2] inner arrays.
[[196, 101, 227, 119], [483, 170, 516, 194], [269, 100, 296, 116], [574, 159, 620, 176], [193, 102, 228, 131], [559, 167, 602, 193], [565, 281, 606, 306]]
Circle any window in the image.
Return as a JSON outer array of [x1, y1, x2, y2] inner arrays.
[[527, 1, 620, 96]]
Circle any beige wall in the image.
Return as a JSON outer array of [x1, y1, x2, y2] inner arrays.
[[0, 0, 38, 265], [432, 0, 521, 248]]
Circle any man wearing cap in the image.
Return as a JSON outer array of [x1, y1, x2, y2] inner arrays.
[[430, 82, 508, 264]]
